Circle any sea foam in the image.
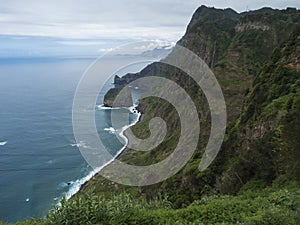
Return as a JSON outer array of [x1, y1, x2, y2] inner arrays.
[[0, 141, 7, 146], [64, 105, 141, 200], [97, 104, 111, 110], [70, 141, 89, 149], [104, 127, 116, 134]]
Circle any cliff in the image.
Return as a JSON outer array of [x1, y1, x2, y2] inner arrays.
[[215, 24, 300, 193], [89, 6, 300, 207], [10, 6, 300, 225]]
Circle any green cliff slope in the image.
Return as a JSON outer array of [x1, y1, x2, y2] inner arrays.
[[97, 6, 300, 206], [7, 6, 300, 225]]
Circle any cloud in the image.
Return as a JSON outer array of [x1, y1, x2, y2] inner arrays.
[[0, 0, 202, 40], [0, 0, 299, 41], [133, 40, 175, 51], [57, 40, 109, 46], [98, 48, 114, 52]]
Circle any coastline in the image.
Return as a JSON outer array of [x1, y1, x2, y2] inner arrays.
[[65, 104, 142, 200]]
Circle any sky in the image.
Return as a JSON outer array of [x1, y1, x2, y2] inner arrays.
[[0, 0, 300, 58]]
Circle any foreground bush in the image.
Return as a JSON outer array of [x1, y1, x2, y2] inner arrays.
[[5, 184, 300, 225]]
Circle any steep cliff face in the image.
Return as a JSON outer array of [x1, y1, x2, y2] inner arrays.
[[106, 6, 300, 120], [94, 6, 300, 206], [215, 25, 300, 193], [178, 6, 239, 67]]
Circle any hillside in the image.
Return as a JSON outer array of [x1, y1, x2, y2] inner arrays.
[[6, 6, 300, 225], [216, 23, 300, 193], [98, 6, 300, 206]]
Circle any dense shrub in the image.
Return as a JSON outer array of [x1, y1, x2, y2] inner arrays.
[[6, 184, 300, 225]]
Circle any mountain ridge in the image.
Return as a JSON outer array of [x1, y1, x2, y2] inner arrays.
[[98, 6, 300, 205], [7, 5, 300, 225]]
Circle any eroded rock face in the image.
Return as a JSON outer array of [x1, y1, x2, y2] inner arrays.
[[103, 85, 133, 108], [78, 6, 300, 206], [114, 74, 137, 86], [235, 22, 271, 32]]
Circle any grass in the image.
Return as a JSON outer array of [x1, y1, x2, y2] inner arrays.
[[6, 182, 300, 225]]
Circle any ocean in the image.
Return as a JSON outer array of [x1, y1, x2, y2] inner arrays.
[[0, 57, 149, 223]]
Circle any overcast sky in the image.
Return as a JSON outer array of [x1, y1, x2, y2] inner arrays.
[[1, 0, 300, 40], [0, 0, 299, 57]]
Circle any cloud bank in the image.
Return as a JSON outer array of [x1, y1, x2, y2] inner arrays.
[[0, 0, 299, 40]]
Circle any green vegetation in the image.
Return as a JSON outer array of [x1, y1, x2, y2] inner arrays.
[[7, 182, 300, 224], [220, 24, 300, 193], [4, 6, 300, 225], [101, 6, 300, 207]]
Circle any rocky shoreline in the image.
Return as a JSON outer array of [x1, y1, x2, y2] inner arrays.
[[72, 101, 142, 199]]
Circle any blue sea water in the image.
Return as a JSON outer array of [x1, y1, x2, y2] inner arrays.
[[0, 57, 148, 223]]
